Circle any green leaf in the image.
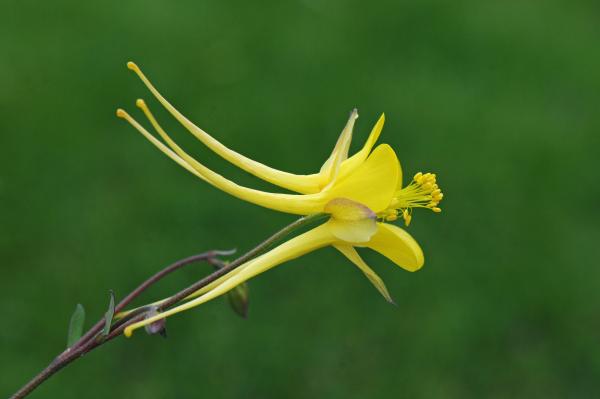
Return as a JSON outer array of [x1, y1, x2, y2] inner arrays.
[[102, 290, 115, 337], [227, 282, 249, 318], [67, 304, 85, 348]]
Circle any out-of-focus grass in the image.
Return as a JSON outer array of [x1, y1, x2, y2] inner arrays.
[[1, 1, 599, 397]]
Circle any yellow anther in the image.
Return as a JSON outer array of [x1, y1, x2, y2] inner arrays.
[[402, 209, 412, 226], [380, 208, 398, 222], [389, 170, 443, 223]]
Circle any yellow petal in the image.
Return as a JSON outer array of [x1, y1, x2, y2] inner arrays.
[[325, 144, 400, 213], [127, 62, 323, 194], [119, 106, 329, 215], [324, 198, 377, 243], [335, 113, 386, 181], [365, 223, 424, 272], [360, 113, 385, 158], [334, 244, 394, 303], [319, 109, 358, 186], [124, 223, 335, 337]]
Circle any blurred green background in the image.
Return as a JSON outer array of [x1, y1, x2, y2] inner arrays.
[[2, 0, 600, 397]]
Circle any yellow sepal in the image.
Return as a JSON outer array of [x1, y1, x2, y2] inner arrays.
[[319, 109, 358, 187], [334, 244, 394, 303], [334, 113, 386, 182]]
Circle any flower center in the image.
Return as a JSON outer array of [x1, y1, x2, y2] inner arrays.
[[379, 172, 444, 226]]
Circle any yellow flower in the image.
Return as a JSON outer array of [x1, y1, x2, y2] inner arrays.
[[117, 62, 442, 225], [116, 62, 444, 336]]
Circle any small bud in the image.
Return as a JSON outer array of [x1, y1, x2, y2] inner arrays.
[[209, 259, 249, 318], [144, 307, 167, 337], [227, 282, 249, 318]]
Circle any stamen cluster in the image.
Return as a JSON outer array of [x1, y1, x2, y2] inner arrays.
[[382, 172, 444, 226]]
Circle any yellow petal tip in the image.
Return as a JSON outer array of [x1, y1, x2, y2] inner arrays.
[[408, 261, 424, 272], [135, 98, 146, 108], [116, 108, 127, 118], [123, 327, 133, 338], [127, 61, 139, 71]]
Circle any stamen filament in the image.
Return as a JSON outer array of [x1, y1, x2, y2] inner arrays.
[[385, 171, 444, 226]]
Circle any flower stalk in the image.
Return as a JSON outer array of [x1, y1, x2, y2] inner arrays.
[[10, 214, 324, 399]]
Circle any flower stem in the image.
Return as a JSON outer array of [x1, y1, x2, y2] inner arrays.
[[73, 250, 235, 351], [10, 213, 325, 399]]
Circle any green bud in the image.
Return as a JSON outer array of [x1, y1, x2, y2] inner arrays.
[[227, 282, 249, 318]]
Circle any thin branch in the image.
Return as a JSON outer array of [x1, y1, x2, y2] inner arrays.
[[10, 250, 225, 399], [11, 214, 325, 399], [72, 249, 233, 351]]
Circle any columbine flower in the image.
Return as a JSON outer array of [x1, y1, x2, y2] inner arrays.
[[117, 62, 443, 336]]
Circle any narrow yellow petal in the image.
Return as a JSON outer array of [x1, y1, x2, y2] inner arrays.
[[335, 113, 388, 182], [127, 62, 322, 194], [324, 198, 377, 243], [325, 144, 400, 213], [119, 106, 328, 215], [354, 113, 385, 162], [364, 223, 424, 272], [319, 109, 358, 186], [124, 223, 335, 337], [333, 244, 394, 303]]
